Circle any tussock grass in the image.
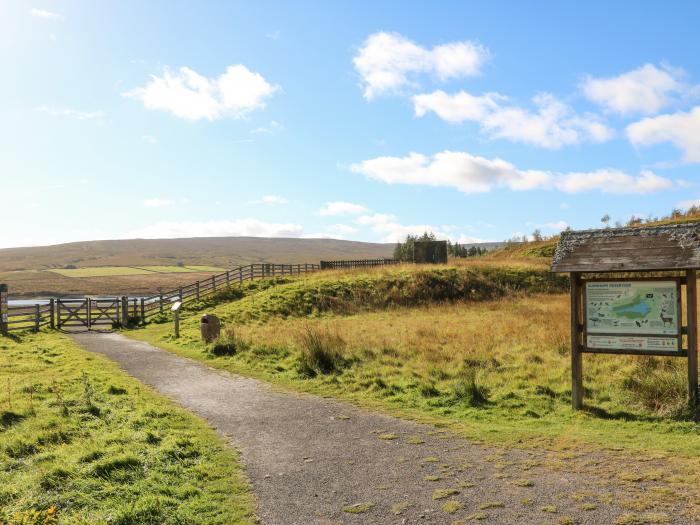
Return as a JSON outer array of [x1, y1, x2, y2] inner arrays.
[[0, 332, 254, 524], [209, 326, 250, 356], [296, 326, 348, 377]]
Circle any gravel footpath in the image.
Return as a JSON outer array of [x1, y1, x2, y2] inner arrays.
[[70, 332, 689, 525]]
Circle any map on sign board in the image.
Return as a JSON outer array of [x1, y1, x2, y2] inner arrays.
[[585, 281, 679, 336]]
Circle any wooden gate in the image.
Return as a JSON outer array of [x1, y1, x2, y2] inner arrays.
[[57, 298, 120, 330]]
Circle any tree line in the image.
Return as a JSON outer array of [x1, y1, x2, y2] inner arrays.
[[393, 232, 488, 262]]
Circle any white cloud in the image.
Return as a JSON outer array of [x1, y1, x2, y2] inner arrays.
[[555, 169, 671, 193], [124, 65, 278, 121], [250, 120, 284, 134], [353, 32, 488, 100], [142, 134, 158, 144], [143, 198, 173, 207], [351, 150, 674, 194], [124, 219, 303, 239], [355, 213, 446, 243], [318, 201, 369, 216], [626, 106, 700, 163], [413, 91, 612, 148], [30, 8, 64, 20], [250, 194, 288, 205], [582, 64, 686, 115], [678, 198, 700, 209], [355, 212, 487, 243], [325, 224, 359, 235], [34, 106, 104, 120], [527, 220, 569, 231]]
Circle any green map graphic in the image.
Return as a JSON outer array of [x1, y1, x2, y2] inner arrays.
[[586, 281, 678, 335]]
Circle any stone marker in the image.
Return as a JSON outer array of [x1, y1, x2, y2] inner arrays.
[[200, 314, 221, 343]]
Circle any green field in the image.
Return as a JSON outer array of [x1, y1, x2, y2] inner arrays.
[[47, 267, 153, 277], [0, 332, 255, 524], [46, 265, 227, 278]]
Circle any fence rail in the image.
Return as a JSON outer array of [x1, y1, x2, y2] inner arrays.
[[6, 301, 54, 332], [320, 258, 398, 270], [1, 258, 400, 333], [140, 262, 320, 320]]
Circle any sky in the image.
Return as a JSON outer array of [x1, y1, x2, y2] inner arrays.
[[2, 1, 700, 249]]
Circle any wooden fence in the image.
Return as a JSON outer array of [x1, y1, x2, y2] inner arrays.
[[139, 262, 319, 321], [320, 258, 398, 270], [1, 258, 401, 333], [5, 301, 54, 332]]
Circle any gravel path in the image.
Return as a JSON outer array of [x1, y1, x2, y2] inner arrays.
[[70, 332, 689, 525]]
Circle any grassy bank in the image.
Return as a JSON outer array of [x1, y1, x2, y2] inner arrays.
[[0, 332, 255, 525]]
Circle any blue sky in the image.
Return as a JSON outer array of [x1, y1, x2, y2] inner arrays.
[[3, 1, 700, 248]]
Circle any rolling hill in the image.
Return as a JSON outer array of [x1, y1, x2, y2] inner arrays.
[[0, 237, 395, 272]]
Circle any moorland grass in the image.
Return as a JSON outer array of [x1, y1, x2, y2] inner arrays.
[[127, 265, 700, 458], [0, 332, 254, 525], [46, 267, 153, 278]]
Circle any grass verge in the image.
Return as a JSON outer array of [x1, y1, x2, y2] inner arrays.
[[0, 331, 255, 525]]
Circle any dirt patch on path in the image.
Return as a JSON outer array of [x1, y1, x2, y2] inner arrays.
[[71, 332, 691, 525]]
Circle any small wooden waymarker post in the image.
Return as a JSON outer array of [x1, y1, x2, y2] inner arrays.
[[552, 224, 699, 409], [171, 301, 182, 338], [0, 284, 8, 335]]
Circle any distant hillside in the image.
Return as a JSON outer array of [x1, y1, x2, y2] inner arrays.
[[0, 237, 395, 272]]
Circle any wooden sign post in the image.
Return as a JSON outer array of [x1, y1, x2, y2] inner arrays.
[[553, 224, 700, 409], [0, 284, 8, 336]]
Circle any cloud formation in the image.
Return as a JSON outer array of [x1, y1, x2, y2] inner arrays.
[[318, 201, 369, 216], [351, 150, 673, 194], [30, 8, 64, 20], [353, 32, 488, 99], [626, 106, 700, 162], [124, 65, 278, 121], [582, 64, 686, 115], [413, 91, 612, 148]]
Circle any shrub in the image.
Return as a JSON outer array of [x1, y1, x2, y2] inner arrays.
[[296, 326, 348, 377], [209, 326, 249, 356], [621, 357, 687, 416], [451, 366, 489, 406]]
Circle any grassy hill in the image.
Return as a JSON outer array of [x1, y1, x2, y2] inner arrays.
[[0, 236, 395, 297], [0, 236, 395, 272]]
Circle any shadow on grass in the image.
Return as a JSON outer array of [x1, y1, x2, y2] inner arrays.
[[583, 405, 667, 423]]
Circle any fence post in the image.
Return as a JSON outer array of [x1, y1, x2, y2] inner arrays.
[[212, 275, 216, 292], [49, 298, 55, 329], [159, 294, 164, 314], [140, 298, 145, 324], [34, 304, 40, 332], [121, 296, 128, 326], [87, 299, 92, 330], [196, 281, 200, 300], [226, 271, 230, 287], [0, 284, 8, 335], [179, 287, 183, 302]]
